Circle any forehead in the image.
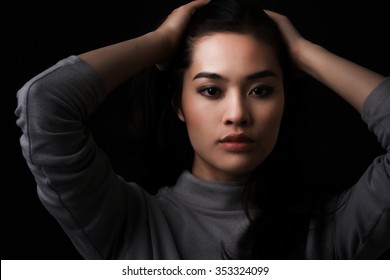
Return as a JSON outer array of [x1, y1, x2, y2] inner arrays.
[[188, 32, 281, 76]]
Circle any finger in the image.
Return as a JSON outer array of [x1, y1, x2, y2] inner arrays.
[[185, 0, 211, 14], [264, 9, 286, 21]]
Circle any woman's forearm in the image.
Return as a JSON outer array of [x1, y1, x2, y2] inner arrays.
[[265, 10, 385, 113], [77, 0, 210, 94], [78, 30, 168, 93], [297, 40, 384, 112], [295, 39, 385, 113]]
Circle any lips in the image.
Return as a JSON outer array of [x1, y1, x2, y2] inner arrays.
[[221, 133, 254, 143], [220, 133, 254, 152]]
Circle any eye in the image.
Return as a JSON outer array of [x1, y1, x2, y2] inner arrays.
[[250, 86, 274, 97], [197, 87, 221, 97]]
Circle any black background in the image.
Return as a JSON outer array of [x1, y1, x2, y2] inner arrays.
[[4, 0, 390, 259]]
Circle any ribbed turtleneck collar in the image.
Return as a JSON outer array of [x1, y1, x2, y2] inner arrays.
[[169, 170, 247, 211]]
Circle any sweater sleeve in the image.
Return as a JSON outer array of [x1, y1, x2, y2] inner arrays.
[[333, 77, 390, 259], [15, 56, 147, 259]]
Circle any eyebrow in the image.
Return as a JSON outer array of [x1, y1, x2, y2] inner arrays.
[[192, 70, 277, 81]]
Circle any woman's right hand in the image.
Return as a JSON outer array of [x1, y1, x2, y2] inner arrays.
[[155, 0, 210, 70], [79, 0, 209, 92]]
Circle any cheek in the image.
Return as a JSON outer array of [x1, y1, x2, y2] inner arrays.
[[267, 101, 284, 129], [254, 97, 285, 143], [181, 93, 213, 141]]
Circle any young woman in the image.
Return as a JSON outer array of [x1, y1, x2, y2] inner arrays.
[[15, 0, 389, 259]]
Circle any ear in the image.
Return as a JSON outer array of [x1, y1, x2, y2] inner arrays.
[[171, 99, 186, 122], [177, 108, 186, 122]]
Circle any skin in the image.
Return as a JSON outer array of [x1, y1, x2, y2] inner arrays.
[[79, 0, 384, 181], [178, 33, 285, 183]]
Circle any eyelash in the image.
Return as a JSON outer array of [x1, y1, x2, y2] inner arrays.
[[198, 87, 221, 97], [250, 86, 274, 97], [197, 86, 274, 98]]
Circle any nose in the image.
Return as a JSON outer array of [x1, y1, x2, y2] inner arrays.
[[222, 93, 252, 126]]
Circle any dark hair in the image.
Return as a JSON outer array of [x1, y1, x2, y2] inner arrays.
[[119, 0, 331, 259], [170, 0, 291, 112]]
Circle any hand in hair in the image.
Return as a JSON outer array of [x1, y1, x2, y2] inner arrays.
[[155, 0, 210, 70]]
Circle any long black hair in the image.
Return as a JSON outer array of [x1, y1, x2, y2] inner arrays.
[[120, 0, 331, 259]]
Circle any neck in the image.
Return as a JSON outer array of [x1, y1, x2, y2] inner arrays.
[[191, 164, 251, 185]]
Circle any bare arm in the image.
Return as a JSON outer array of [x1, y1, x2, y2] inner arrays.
[[79, 0, 210, 93], [265, 10, 385, 113]]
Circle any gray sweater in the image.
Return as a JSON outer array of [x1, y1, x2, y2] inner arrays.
[[15, 56, 390, 259]]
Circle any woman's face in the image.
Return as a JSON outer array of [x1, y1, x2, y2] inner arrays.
[[179, 32, 285, 183]]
